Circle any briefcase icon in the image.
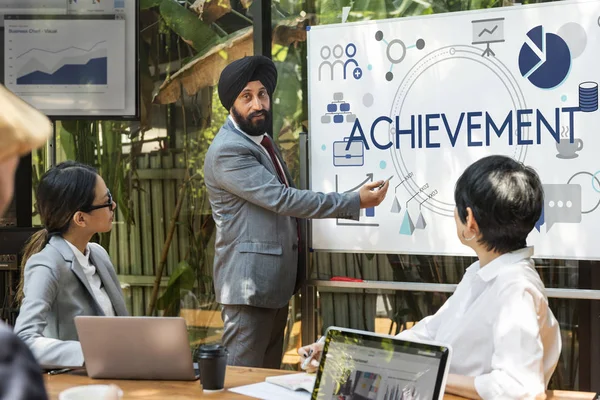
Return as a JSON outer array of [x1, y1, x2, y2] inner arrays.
[[333, 137, 364, 167]]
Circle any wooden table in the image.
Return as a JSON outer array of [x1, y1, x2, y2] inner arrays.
[[44, 366, 596, 400], [45, 367, 296, 400]]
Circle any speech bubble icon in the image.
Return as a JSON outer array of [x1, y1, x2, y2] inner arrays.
[[543, 184, 582, 233], [535, 206, 544, 232]]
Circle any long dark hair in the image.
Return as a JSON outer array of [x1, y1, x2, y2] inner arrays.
[[17, 161, 98, 303]]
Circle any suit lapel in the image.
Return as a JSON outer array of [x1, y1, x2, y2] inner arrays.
[[70, 258, 105, 315], [271, 141, 295, 188], [49, 237, 103, 314], [89, 249, 128, 316], [225, 118, 284, 181]]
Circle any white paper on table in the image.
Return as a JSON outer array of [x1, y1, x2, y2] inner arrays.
[[228, 382, 312, 400]]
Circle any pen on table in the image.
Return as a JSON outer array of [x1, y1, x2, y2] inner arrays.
[[48, 368, 72, 375], [301, 336, 326, 370]]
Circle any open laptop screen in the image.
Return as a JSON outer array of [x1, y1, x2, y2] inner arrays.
[[312, 327, 451, 400]]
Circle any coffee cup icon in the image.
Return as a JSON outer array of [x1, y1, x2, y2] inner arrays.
[[556, 138, 583, 159]]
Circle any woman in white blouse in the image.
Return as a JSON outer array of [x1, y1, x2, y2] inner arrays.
[[14, 161, 128, 367], [300, 155, 561, 399]]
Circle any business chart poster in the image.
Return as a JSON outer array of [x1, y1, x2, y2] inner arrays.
[[4, 16, 125, 114], [308, 0, 600, 259]]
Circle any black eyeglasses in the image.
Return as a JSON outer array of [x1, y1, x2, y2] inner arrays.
[[82, 190, 114, 213]]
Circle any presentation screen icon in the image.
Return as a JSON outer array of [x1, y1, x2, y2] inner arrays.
[[472, 17, 505, 56], [333, 138, 364, 167]]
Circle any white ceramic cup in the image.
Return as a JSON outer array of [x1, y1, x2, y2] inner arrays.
[[58, 384, 123, 400]]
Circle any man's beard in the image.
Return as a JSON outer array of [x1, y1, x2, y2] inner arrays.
[[231, 106, 271, 137]]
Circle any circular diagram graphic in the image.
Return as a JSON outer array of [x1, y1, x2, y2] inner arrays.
[[389, 45, 529, 217], [518, 25, 571, 89], [557, 22, 587, 59], [375, 31, 425, 81]]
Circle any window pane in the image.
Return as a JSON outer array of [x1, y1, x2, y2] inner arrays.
[[24, 1, 260, 362]]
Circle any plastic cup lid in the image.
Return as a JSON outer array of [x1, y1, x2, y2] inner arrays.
[[198, 344, 228, 357]]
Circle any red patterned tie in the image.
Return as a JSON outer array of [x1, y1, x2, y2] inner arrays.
[[260, 135, 288, 186]]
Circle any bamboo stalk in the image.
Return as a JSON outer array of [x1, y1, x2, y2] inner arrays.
[[146, 80, 191, 316], [146, 173, 190, 316]]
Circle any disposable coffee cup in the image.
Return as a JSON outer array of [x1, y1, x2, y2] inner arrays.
[[197, 344, 228, 392]]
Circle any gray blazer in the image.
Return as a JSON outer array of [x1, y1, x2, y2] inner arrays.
[[14, 236, 128, 367], [204, 119, 360, 309]]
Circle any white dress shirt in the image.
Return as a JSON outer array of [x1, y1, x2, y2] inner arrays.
[[65, 241, 115, 317], [397, 247, 561, 400], [228, 115, 289, 186]]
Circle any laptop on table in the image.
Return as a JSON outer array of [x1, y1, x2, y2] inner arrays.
[[75, 316, 199, 381], [311, 327, 452, 400]]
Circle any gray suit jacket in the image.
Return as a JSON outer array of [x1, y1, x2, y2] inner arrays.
[[204, 119, 360, 309], [14, 236, 128, 367]]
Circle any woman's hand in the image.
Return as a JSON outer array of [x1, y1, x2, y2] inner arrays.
[[297, 340, 324, 373]]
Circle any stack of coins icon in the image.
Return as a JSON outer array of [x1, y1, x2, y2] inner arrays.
[[579, 82, 598, 112]]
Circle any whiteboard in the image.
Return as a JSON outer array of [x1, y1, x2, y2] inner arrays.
[[307, 0, 600, 259]]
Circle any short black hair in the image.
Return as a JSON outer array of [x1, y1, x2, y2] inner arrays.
[[454, 155, 543, 254]]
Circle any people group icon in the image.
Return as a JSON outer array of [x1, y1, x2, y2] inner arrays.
[[318, 43, 362, 81]]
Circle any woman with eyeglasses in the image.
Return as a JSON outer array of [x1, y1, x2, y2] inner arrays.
[[13, 161, 128, 367]]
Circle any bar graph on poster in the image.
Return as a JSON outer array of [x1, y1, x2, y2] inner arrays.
[[307, 0, 600, 259]]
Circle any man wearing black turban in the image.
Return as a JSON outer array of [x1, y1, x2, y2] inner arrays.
[[204, 56, 389, 369]]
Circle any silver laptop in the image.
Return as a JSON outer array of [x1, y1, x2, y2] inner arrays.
[[312, 327, 452, 400], [75, 316, 198, 381]]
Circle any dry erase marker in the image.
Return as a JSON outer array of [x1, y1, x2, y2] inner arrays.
[[301, 336, 326, 370], [377, 175, 394, 190]]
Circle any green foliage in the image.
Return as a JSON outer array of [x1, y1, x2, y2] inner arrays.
[[58, 121, 137, 249], [178, 89, 226, 301], [157, 260, 196, 315], [272, 49, 302, 141], [140, 0, 163, 9], [159, 0, 221, 52], [315, 0, 502, 24]]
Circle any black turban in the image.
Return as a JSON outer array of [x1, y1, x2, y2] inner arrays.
[[217, 55, 278, 110]]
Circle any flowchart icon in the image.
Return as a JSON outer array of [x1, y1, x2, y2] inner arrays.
[[321, 92, 356, 123]]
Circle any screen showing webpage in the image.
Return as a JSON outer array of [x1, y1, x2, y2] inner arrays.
[[312, 330, 448, 400]]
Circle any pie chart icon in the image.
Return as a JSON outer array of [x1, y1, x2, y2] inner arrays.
[[518, 26, 571, 89]]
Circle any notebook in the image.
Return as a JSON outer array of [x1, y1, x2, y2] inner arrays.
[[265, 373, 316, 392]]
